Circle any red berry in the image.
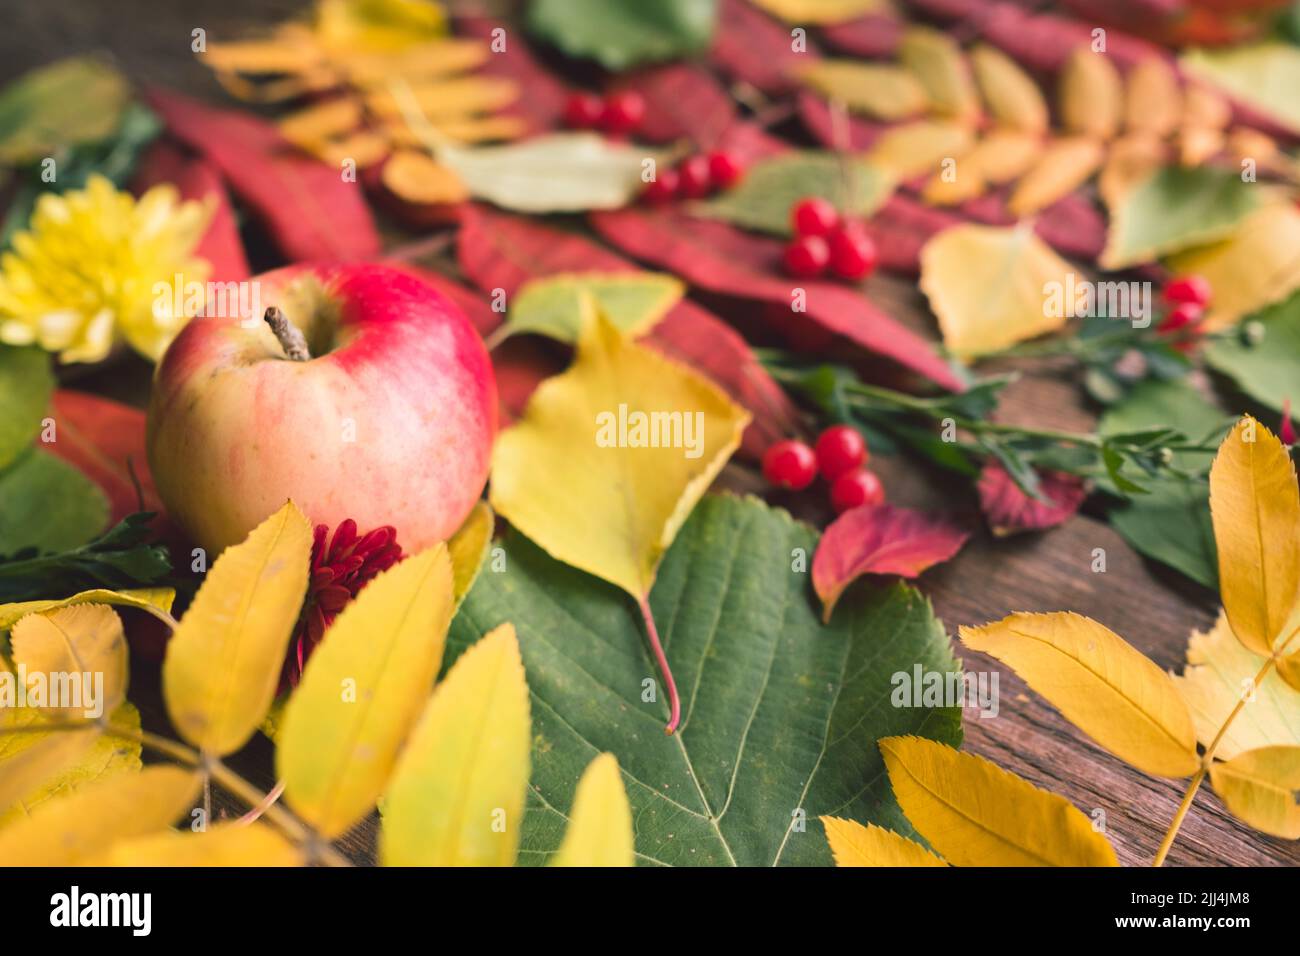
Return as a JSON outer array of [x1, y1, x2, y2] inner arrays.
[[1157, 302, 1204, 334], [600, 91, 646, 135], [642, 168, 680, 205], [830, 469, 885, 513], [762, 439, 818, 491], [815, 425, 868, 481], [706, 150, 745, 189], [1163, 274, 1212, 307], [791, 197, 839, 238], [677, 155, 712, 198], [563, 92, 603, 129], [827, 223, 878, 281], [783, 235, 830, 279]]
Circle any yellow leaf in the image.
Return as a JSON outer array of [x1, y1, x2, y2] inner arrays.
[[880, 736, 1119, 866], [820, 816, 946, 867], [503, 271, 684, 344], [800, 60, 929, 121], [899, 27, 980, 122], [0, 702, 141, 827], [1168, 203, 1300, 330], [1182, 42, 1300, 137], [552, 753, 634, 867], [1059, 47, 1122, 140], [380, 624, 530, 866], [1124, 58, 1181, 137], [490, 314, 750, 599], [960, 612, 1199, 776], [1208, 745, 1300, 839], [448, 500, 494, 605], [970, 44, 1048, 133], [366, 76, 518, 120], [90, 822, 304, 866], [962, 129, 1043, 185], [278, 544, 454, 839], [749, 0, 888, 25], [1181, 82, 1231, 130], [306, 130, 391, 169], [379, 148, 468, 205], [1177, 125, 1224, 166], [337, 39, 488, 87], [866, 120, 975, 180], [921, 165, 984, 207], [919, 223, 1074, 357], [1099, 133, 1168, 209], [1172, 611, 1300, 760], [204, 30, 326, 77], [279, 96, 363, 148], [163, 501, 312, 756], [0, 587, 175, 631], [11, 605, 128, 716], [1007, 135, 1104, 217], [1279, 653, 1300, 693], [1209, 417, 1300, 656], [315, 0, 446, 54], [0, 765, 199, 865]]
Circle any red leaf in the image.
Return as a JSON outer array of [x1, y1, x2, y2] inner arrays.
[[590, 207, 964, 390], [145, 88, 381, 263], [616, 63, 736, 146], [821, 14, 906, 59], [812, 503, 970, 622], [959, 189, 1106, 262], [977, 461, 1088, 536], [456, 206, 799, 456], [867, 195, 965, 275], [47, 391, 164, 526], [711, 120, 791, 166], [709, 0, 817, 94], [131, 138, 251, 283], [457, 15, 569, 134], [797, 91, 885, 150]]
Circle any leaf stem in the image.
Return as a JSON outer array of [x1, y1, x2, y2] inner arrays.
[[638, 596, 681, 735]]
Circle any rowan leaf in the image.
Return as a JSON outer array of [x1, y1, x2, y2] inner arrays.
[[969, 44, 1048, 133], [865, 120, 976, 180], [800, 61, 929, 121], [11, 604, 128, 716], [750, 0, 887, 23], [527, 0, 717, 70], [1007, 136, 1104, 218], [1058, 47, 1122, 140], [0, 346, 53, 471], [1209, 417, 1300, 657], [551, 753, 635, 867], [314, 0, 446, 52], [898, 27, 980, 123], [960, 612, 1199, 777], [380, 624, 530, 866], [489, 314, 749, 600], [1209, 745, 1300, 839], [1173, 611, 1300, 761], [880, 736, 1119, 866], [919, 223, 1074, 356], [1182, 43, 1300, 137], [378, 149, 468, 205], [448, 500, 494, 605], [0, 587, 174, 632], [0, 765, 199, 865], [503, 272, 684, 344], [163, 501, 312, 755], [1124, 57, 1181, 137], [90, 821, 304, 866], [278, 544, 455, 839], [957, 129, 1043, 187], [820, 816, 946, 867]]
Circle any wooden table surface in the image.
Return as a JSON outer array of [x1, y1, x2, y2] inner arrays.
[[4, 0, 1294, 867]]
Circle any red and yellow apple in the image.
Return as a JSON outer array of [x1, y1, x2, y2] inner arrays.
[[147, 263, 496, 555]]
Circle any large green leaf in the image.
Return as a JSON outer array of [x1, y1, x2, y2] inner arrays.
[[0, 450, 107, 556], [0, 346, 53, 471], [447, 494, 963, 866], [0, 57, 130, 164], [1099, 166, 1264, 270], [1204, 292, 1300, 415], [1100, 379, 1228, 590], [527, 0, 718, 71], [695, 151, 896, 237]]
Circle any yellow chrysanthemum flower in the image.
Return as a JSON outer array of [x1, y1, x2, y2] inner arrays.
[[0, 174, 213, 364]]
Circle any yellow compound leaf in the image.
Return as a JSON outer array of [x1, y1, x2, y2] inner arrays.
[[1099, 133, 1168, 209], [163, 501, 312, 756], [10, 605, 128, 716], [800, 60, 930, 121], [1209, 745, 1300, 839], [314, 0, 446, 54], [502, 271, 684, 344], [866, 120, 975, 180], [963, 129, 1043, 185], [338, 39, 488, 87], [821, 816, 947, 867], [1168, 203, 1300, 330], [307, 130, 391, 169], [1059, 47, 1122, 140], [366, 76, 519, 121], [278, 544, 454, 839], [279, 96, 363, 148], [380, 148, 469, 205], [1007, 135, 1104, 217], [918, 223, 1074, 357], [552, 753, 635, 867], [1209, 417, 1300, 657], [0, 765, 199, 865], [749, 0, 889, 24], [970, 44, 1048, 133], [380, 624, 530, 866], [899, 27, 981, 123], [448, 500, 494, 605], [961, 612, 1199, 777], [0, 587, 175, 632], [490, 314, 750, 600], [90, 822, 304, 866], [1124, 57, 1181, 137], [204, 30, 326, 77], [1173, 611, 1300, 760], [880, 736, 1119, 866]]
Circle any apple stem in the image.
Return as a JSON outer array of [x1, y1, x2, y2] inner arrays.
[[264, 306, 311, 361], [638, 596, 681, 735]]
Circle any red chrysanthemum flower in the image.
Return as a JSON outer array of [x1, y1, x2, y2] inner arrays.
[[280, 519, 402, 691]]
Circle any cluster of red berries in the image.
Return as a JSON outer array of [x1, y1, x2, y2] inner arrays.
[[643, 149, 746, 204], [783, 197, 878, 282], [564, 90, 647, 136], [1155, 274, 1212, 342], [762, 425, 885, 514]]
